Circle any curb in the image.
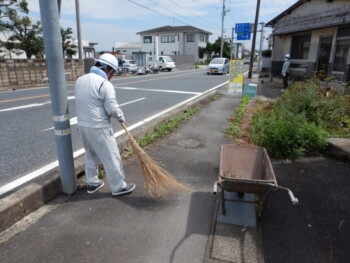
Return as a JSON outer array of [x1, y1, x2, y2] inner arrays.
[[0, 89, 219, 233]]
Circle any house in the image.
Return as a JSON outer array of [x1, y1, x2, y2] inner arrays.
[[114, 42, 141, 59], [266, 0, 350, 89], [136, 25, 212, 63], [71, 40, 98, 59]]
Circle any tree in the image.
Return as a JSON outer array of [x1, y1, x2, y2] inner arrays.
[[0, 14, 44, 58], [61, 27, 77, 58], [203, 37, 231, 59], [0, 0, 28, 19]]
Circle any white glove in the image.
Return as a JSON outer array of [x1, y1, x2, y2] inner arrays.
[[118, 115, 125, 123]]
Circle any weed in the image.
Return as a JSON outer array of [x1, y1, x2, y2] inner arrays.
[[138, 107, 200, 147], [249, 78, 350, 159], [224, 96, 250, 138]]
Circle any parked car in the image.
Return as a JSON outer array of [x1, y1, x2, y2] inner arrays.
[[207, 58, 230, 75], [146, 55, 176, 71], [122, 59, 137, 73]]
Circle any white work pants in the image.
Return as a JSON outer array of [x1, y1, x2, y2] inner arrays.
[[80, 126, 127, 193]]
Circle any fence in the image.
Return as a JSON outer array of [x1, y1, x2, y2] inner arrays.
[[0, 59, 84, 91]]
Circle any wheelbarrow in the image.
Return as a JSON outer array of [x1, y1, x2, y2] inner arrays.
[[213, 145, 298, 218]]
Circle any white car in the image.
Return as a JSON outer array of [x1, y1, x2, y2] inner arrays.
[[207, 58, 230, 75], [146, 55, 176, 71], [122, 59, 137, 73]]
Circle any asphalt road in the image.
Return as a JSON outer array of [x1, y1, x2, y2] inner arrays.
[[0, 69, 229, 194]]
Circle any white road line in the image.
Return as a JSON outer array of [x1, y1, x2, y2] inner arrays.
[[0, 96, 76, 113], [41, 97, 146, 132], [0, 81, 227, 196], [117, 87, 201, 95]]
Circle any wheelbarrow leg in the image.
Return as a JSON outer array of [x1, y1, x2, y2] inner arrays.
[[221, 189, 226, 215]]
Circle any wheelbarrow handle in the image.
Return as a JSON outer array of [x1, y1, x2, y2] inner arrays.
[[268, 184, 299, 205], [213, 181, 221, 194]]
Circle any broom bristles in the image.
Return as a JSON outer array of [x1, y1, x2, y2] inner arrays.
[[122, 123, 191, 198]]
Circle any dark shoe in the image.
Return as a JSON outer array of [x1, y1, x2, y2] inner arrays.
[[112, 183, 136, 196], [87, 180, 104, 194]]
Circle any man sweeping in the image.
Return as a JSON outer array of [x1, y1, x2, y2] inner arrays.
[[75, 53, 135, 196]]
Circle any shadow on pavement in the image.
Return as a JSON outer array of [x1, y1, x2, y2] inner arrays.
[[169, 191, 215, 263], [261, 156, 350, 263]]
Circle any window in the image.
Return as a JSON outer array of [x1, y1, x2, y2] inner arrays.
[[143, 36, 152, 43], [291, 34, 311, 59], [161, 35, 175, 43], [333, 26, 350, 72], [187, 34, 195, 42], [200, 34, 207, 42]]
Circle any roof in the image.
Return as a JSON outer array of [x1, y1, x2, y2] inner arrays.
[[115, 42, 141, 49], [137, 25, 212, 35], [266, 0, 308, 26]]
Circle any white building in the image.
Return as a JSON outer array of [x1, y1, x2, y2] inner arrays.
[[114, 42, 141, 59], [137, 25, 212, 62], [71, 40, 98, 59]]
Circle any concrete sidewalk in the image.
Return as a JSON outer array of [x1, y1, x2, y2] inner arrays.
[[0, 82, 265, 263], [1, 74, 350, 263]]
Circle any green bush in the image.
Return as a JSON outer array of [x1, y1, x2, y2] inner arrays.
[[249, 79, 349, 159], [250, 111, 328, 159]]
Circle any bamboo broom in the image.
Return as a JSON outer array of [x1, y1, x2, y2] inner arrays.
[[120, 122, 191, 198]]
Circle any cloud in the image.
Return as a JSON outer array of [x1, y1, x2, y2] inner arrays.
[[26, 0, 298, 50]]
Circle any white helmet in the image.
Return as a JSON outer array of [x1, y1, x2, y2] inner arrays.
[[95, 53, 119, 71], [285, 53, 290, 59]]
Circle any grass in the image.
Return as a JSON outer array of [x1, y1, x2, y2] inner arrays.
[[224, 96, 250, 138], [138, 107, 200, 147]]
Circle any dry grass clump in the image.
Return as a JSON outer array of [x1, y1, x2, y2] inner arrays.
[[122, 123, 191, 199]]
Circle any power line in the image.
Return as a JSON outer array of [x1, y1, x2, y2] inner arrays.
[[145, 0, 216, 31], [127, 0, 189, 26], [168, 0, 221, 28], [192, 0, 219, 9]]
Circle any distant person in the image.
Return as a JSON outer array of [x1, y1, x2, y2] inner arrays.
[[281, 53, 291, 92], [151, 63, 159, 74], [74, 53, 135, 196]]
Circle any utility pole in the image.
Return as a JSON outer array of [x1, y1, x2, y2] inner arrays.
[[248, 0, 261, 78], [220, 0, 226, 58], [230, 27, 234, 60], [57, 0, 61, 16], [258, 22, 264, 71], [39, 0, 76, 195], [75, 0, 83, 59]]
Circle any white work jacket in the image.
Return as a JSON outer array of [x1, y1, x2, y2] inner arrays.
[[75, 67, 124, 128]]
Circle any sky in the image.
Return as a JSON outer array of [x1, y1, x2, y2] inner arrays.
[[26, 0, 298, 52]]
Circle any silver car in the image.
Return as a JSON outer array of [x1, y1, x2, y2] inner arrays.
[[122, 59, 137, 73], [207, 58, 230, 75]]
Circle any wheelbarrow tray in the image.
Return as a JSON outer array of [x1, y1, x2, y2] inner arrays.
[[219, 144, 278, 194], [216, 145, 298, 217]]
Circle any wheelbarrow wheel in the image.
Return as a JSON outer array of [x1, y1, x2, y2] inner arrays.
[[238, 192, 244, 198], [257, 201, 264, 219]]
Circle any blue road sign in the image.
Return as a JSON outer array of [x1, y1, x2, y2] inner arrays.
[[237, 32, 251, 40], [235, 23, 250, 34]]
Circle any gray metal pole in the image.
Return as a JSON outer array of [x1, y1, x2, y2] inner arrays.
[[258, 22, 264, 71], [75, 0, 83, 59], [39, 0, 76, 195], [57, 0, 61, 16], [248, 0, 261, 78], [220, 0, 225, 58]]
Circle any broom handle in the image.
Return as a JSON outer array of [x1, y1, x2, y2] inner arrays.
[[120, 121, 134, 142]]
